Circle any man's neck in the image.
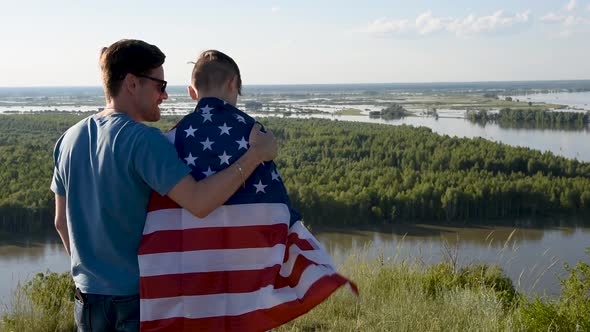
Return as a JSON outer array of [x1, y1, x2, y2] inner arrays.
[[100, 99, 139, 120]]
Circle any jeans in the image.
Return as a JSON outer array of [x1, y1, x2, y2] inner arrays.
[[74, 290, 139, 332]]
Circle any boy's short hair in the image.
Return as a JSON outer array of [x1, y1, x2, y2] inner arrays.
[[99, 39, 165, 101], [191, 50, 242, 95]]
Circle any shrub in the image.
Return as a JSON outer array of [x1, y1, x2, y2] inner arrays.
[[520, 248, 590, 331], [2, 271, 75, 332], [423, 262, 519, 308]]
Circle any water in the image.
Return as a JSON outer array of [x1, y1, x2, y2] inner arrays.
[[0, 231, 70, 308], [1, 83, 590, 307], [255, 114, 590, 162], [1, 222, 588, 309], [510, 91, 590, 111], [316, 221, 590, 297]]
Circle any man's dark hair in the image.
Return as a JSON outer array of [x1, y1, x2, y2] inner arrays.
[[99, 39, 165, 101], [191, 50, 242, 95]]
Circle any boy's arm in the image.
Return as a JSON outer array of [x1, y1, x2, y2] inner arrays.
[[167, 123, 276, 218]]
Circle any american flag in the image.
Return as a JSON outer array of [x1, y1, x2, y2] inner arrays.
[[138, 97, 357, 331]]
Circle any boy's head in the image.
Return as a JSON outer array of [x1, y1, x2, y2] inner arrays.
[[189, 50, 242, 106]]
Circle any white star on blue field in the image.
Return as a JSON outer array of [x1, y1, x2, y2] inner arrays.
[[171, 97, 296, 219]]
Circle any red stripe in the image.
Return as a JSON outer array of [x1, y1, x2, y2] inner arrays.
[[140, 274, 351, 332], [140, 253, 321, 298], [287, 232, 316, 251], [147, 192, 180, 212], [142, 265, 279, 298], [138, 224, 288, 255], [283, 231, 316, 263]]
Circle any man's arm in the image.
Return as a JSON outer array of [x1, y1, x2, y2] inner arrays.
[[54, 194, 71, 256], [168, 123, 277, 218]]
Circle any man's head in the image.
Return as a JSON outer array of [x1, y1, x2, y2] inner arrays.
[[189, 50, 242, 106], [99, 39, 168, 121]]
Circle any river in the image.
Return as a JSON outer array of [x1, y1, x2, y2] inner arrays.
[[1, 89, 589, 310], [1, 221, 589, 309]]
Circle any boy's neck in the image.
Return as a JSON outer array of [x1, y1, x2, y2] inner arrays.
[[197, 88, 236, 107]]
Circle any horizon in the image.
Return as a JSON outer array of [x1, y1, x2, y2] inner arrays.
[[2, 79, 590, 90], [2, 0, 590, 86]]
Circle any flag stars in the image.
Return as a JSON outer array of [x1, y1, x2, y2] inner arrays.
[[218, 151, 232, 165], [200, 105, 214, 113], [184, 153, 197, 166], [271, 170, 280, 181], [235, 115, 246, 123], [184, 125, 197, 138], [202, 166, 216, 178], [202, 112, 213, 123], [236, 137, 249, 150], [254, 180, 267, 193], [218, 123, 232, 136], [201, 137, 214, 151]]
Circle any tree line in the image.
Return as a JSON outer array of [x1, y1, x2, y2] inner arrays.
[[467, 108, 590, 130], [1, 113, 589, 230]]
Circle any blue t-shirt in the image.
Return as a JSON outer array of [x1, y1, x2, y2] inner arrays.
[[50, 113, 191, 295]]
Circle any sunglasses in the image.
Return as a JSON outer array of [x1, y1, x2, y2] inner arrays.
[[136, 74, 167, 93]]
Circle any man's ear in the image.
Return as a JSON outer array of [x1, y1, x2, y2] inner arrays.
[[123, 73, 138, 95], [188, 86, 198, 100]]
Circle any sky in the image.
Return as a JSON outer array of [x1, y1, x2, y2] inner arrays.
[[0, 0, 589, 86]]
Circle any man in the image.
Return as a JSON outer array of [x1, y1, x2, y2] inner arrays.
[[138, 50, 356, 331], [50, 40, 278, 331]]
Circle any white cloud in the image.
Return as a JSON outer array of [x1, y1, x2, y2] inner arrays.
[[271, 7, 280, 13], [564, 0, 577, 11], [540, 12, 566, 23], [540, 10, 590, 38], [416, 11, 446, 35], [446, 10, 530, 36], [366, 10, 530, 37], [587, 3, 590, 11], [366, 18, 413, 35], [541, 12, 590, 26]]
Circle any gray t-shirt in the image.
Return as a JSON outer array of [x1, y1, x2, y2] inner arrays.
[[51, 113, 191, 295]]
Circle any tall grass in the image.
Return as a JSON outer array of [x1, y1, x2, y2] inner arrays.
[[277, 252, 520, 332], [1, 272, 74, 332], [2, 248, 589, 332]]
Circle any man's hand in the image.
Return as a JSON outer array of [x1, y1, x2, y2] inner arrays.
[[168, 122, 279, 218], [248, 123, 278, 162]]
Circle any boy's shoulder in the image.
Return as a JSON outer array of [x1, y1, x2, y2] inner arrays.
[[177, 97, 256, 129]]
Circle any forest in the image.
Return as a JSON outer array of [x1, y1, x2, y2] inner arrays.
[[1, 113, 589, 230], [466, 108, 590, 129]]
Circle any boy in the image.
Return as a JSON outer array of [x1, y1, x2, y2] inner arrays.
[[138, 50, 356, 332]]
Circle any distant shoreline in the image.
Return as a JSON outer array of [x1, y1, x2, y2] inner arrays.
[[1, 79, 590, 91]]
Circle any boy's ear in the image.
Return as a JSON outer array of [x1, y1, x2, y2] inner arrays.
[[188, 86, 198, 100], [227, 75, 238, 93]]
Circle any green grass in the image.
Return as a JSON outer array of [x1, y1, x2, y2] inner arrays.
[[3, 248, 589, 332], [277, 254, 520, 332], [1, 272, 74, 332], [401, 95, 568, 112], [335, 108, 364, 116]]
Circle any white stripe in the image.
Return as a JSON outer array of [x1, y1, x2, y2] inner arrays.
[[279, 243, 336, 277], [139, 245, 286, 277], [140, 263, 337, 321], [143, 203, 291, 235], [164, 128, 176, 143], [290, 221, 318, 242]]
